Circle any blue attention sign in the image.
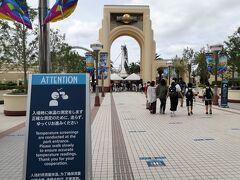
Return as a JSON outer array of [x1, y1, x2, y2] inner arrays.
[[23, 74, 91, 180]]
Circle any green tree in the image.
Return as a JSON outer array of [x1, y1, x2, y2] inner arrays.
[[49, 29, 66, 72], [172, 55, 186, 80], [193, 48, 209, 84], [1, 16, 85, 87], [128, 62, 140, 74], [182, 47, 194, 83], [51, 43, 86, 73], [48, 29, 86, 73], [224, 27, 240, 80], [0, 21, 12, 71], [1, 10, 38, 91]]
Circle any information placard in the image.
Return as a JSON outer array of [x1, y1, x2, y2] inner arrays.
[[23, 74, 91, 180]]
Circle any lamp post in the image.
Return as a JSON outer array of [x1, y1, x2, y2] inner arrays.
[[90, 41, 103, 106], [166, 60, 173, 85], [209, 44, 223, 106]]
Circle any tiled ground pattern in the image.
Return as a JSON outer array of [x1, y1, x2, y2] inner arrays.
[[0, 128, 25, 180], [113, 92, 240, 179], [91, 94, 113, 179], [1, 92, 240, 179], [111, 94, 134, 179], [0, 122, 25, 139]]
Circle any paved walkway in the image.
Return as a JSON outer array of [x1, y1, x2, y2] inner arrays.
[[1, 92, 240, 179]]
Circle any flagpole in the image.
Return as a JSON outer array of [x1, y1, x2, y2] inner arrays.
[[39, 0, 51, 73]]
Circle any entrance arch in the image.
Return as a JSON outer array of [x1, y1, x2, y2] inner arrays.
[[110, 26, 143, 76], [99, 5, 156, 89]]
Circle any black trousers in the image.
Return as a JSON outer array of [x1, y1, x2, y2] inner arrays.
[[170, 97, 178, 111], [160, 98, 166, 113], [150, 101, 156, 114]]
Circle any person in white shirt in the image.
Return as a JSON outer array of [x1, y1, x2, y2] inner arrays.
[[176, 83, 181, 92], [172, 78, 182, 92], [147, 81, 157, 114]]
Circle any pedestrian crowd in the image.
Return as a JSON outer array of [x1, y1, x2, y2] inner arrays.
[[146, 78, 214, 117], [111, 82, 143, 92]]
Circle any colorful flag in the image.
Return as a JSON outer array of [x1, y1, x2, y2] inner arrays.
[[44, 0, 78, 24], [0, 0, 32, 29], [85, 52, 95, 76], [16, 0, 28, 13], [99, 52, 108, 79], [218, 53, 228, 75], [205, 53, 214, 74], [97, 68, 108, 79]]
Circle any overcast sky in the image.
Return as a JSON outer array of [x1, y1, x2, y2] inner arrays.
[[28, 0, 240, 68]]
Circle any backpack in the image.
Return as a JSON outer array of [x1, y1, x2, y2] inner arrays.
[[205, 87, 213, 99], [179, 81, 186, 93], [186, 88, 193, 99], [169, 86, 178, 98]]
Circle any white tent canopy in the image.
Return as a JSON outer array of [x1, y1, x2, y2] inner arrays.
[[110, 73, 123, 80], [125, 73, 140, 81]]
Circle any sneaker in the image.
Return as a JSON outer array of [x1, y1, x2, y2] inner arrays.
[[188, 112, 190, 116], [210, 110, 212, 114], [191, 111, 193, 115], [206, 112, 208, 114]]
